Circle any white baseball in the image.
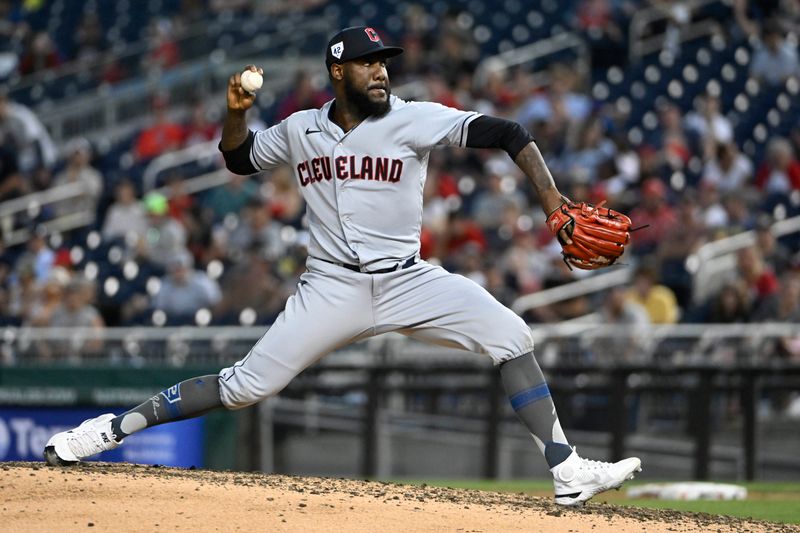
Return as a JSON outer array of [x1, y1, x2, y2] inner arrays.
[[240, 70, 263, 93]]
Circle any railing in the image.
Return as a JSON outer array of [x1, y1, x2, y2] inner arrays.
[[512, 212, 800, 315], [142, 140, 220, 192], [10, 12, 241, 100], [629, 0, 729, 60], [686, 214, 800, 304], [1, 324, 798, 480], [5, 322, 798, 366], [329, 359, 800, 480], [474, 31, 589, 92], [34, 15, 334, 146], [0, 167, 231, 247], [4, 315, 798, 363], [511, 267, 633, 315], [0, 181, 96, 246]]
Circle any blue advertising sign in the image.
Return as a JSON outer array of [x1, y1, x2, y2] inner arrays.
[[0, 407, 204, 468]]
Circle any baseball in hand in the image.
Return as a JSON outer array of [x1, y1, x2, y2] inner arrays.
[[240, 69, 263, 93]]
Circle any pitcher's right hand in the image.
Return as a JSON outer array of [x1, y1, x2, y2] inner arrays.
[[227, 65, 263, 112]]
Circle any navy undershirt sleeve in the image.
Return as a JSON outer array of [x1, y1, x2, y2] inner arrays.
[[218, 130, 258, 175], [465, 115, 534, 159]]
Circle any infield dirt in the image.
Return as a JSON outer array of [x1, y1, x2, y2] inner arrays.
[[2, 462, 797, 532]]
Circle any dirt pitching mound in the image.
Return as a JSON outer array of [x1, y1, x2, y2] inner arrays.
[[2, 462, 795, 532]]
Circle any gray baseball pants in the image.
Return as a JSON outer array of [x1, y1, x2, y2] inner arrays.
[[218, 257, 534, 409]]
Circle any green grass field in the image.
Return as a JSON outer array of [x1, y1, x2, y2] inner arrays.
[[392, 479, 800, 524]]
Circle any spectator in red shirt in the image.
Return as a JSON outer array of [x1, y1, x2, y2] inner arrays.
[[576, 0, 614, 29], [657, 191, 708, 306], [275, 70, 330, 121], [267, 166, 303, 225], [134, 96, 185, 161], [657, 102, 692, 170], [425, 73, 464, 110], [18, 31, 61, 75], [445, 211, 487, 255], [573, 0, 628, 68], [419, 226, 437, 260], [99, 50, 128, 84], [145, 18, 180, 71], [738, 245, 779, 306], [390, 35, 426, 82], [755, 137, 800, 194], [183, 101, 219, 147], [477, 68, 521, 112], [629, 178, 677, 255], [164, 174, 194, 223]]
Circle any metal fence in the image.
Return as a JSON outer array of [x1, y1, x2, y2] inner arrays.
[[1, 323, 799, 479], [3, 323, 797, 366], [511, 215, 800, 316], [32, 15, 333, 146], [628, 0, 726, 60]]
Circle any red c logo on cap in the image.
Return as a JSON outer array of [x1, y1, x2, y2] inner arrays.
[[365, 27, 380, 42]]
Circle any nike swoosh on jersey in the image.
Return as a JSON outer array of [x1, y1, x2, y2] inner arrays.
[[305, 128, 323, 135]]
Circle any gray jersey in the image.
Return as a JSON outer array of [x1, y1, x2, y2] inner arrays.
[[249, 95, 480, 271], [218, 94, 533, 412]]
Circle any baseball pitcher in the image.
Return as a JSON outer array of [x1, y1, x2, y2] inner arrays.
[[45, 26, 640, 506]]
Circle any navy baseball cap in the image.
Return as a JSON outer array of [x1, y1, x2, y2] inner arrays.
[[325, 26, 403, 71]]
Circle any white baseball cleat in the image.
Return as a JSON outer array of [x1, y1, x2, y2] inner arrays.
[[551, 448, 642, 506], [43, 413, 123, 466]]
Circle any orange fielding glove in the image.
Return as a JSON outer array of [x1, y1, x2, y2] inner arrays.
[[546, 199, 633, 270]]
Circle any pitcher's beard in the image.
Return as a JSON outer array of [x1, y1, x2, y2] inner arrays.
[[344, 77, 391, 120]]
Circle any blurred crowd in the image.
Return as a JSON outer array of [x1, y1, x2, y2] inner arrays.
[[0, 0, 329, 85], [0, 0, 799, 367]]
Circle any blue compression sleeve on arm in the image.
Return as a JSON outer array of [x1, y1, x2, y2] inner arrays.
[[218, 130, 258, 175], [465, 115, 534, 159]]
